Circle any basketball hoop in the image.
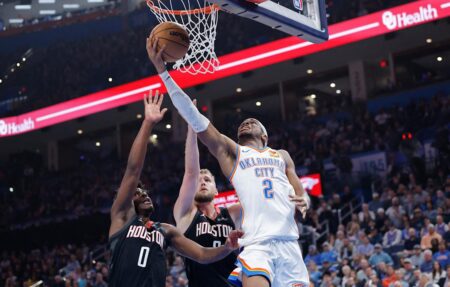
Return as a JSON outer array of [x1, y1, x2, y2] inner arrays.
[[147, 0, 220, 75]]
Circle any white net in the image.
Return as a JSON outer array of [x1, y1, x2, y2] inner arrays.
[[147, 0, 219, 75]]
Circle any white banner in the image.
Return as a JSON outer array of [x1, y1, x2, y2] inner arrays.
[[323, 151, 387, 175], [352, 151, 387, 175]]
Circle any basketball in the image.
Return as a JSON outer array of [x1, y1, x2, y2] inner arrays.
[[150, 22, 190, 63]]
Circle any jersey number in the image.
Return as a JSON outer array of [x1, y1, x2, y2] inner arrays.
[[213, 240, 221, 247], [262, 179, 274, 199], [137, 246, 150, 268]]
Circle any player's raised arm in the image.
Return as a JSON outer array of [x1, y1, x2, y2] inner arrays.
[[278, 149, 310, 218], [173, 123, 200, 228], [109, 91, 167, 237], [146, 37, 237, 176], [162, 223, 243, 264]]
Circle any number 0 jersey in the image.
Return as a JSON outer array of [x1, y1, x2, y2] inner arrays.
[[109, 216, 167, 287], [229, 145, 299, 246]]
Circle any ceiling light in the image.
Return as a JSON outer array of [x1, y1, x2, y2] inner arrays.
[[165, 124, 171, 129], [16, 63, 20, 67], [310, 94, 316, 99], [330, 83, 336, 88], [22, 57, 26, 62], [426, 38, 432, 44], [307, 69, 313, 74], [152, 134, 158, 139], [108, 77, 112, 82], [15, 5, 31, 10], [437, 56, 443, 62], [9, 19, 24, 24], [136, 114, 142, 119], [39, 10, 56, 15], [77, 129, 83, 135], [9, 187, 14, 192], [0, 79, 2, 84], [236, 108, 241, 112], [11, 68, 14, 72], [336, 89, 342, 94], [39, 0, 55, 3], [256, 101, 262, 107], [63, 4, 80, 8], [236, 87, 242, 93], [95, 142, 101, 147]]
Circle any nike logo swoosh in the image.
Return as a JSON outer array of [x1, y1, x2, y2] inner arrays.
[[242, 149, 250, 153]]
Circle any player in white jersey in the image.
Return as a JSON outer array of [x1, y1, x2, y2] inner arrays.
[[147, 38, 310, 287]]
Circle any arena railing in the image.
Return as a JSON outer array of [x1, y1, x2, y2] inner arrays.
[[337, 196, 363, 225]]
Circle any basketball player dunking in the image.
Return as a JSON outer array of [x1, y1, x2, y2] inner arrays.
[[147, 39, 311, 287], [108, 91, 243, 287], [174, 117, 241, 287]]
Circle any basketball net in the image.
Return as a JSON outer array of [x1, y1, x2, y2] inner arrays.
[[147, 0, 220, 75]]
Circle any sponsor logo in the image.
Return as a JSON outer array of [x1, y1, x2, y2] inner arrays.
[[300, 177, 319, 191], [0, 118, 35, 136], [242, 149, 250, 153], [268, 150, 280, 158], [292, 283, 307, 287], [382, 4, 438, 30]]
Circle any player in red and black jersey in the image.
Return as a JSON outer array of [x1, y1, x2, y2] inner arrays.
[[108, 91, 243, 287], [173, 104, 241, 287]]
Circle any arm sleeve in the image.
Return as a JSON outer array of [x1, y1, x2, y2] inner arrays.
[[159, 71, 210, 133]]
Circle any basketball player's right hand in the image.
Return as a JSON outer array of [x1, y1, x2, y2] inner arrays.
[[146, 37, 166, 74], [224, 230, 244, 250], [144, 90, 167, 125]]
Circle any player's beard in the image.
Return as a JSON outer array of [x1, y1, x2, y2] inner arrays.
[[237, 132, 255, 145], [194, 192, 215, 203]]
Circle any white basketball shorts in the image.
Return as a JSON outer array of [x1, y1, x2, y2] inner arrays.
[[228, 239, 310, 287]]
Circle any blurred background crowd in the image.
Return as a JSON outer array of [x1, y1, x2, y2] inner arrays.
[[1, 0, 449, 286]]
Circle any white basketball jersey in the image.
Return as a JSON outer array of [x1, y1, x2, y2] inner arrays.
[[230, 145, 299, 246]]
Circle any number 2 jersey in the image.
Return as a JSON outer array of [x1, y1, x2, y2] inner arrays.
[[109, 216, 167, 287], [229, 145, 299, 247]]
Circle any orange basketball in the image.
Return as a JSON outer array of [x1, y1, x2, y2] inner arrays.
[[150, 22, 190, 63]]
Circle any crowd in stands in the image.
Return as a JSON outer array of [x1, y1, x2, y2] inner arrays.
[[0, 90, 448, 286], [0, 241, 190, 287], [0, 0, 418, 117]]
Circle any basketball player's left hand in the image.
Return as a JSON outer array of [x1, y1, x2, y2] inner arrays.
[[289, 194, 310, 218], [225, 230, 244, 250], [144, 90, 168, 125]]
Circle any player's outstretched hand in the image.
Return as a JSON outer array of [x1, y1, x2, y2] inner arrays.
[[225, 230, 244, 250], [289, 194, 310, 219], [144, 90, 168, 125], [146, 37, 167, 74]]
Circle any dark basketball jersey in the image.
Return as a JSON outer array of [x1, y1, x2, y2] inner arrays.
[[109, 216, 167, 287], [184, 207, 236, 287]]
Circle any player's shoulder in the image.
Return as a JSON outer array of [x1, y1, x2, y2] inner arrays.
[[274, 149, 294, 164], [275, 149, 291, 157]]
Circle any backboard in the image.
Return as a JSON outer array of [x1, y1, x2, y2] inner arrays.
[[207, 0, 329, 43]]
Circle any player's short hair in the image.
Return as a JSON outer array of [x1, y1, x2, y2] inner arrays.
[[113, 181, 149, 201], [136, 181, 149, 195], [199, 169, 215, 180]]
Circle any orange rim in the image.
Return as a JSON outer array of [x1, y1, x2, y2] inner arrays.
[[147, 0, 219, 15]]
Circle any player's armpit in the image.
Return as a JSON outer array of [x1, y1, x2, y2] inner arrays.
[[197, 124, 238, 177]]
